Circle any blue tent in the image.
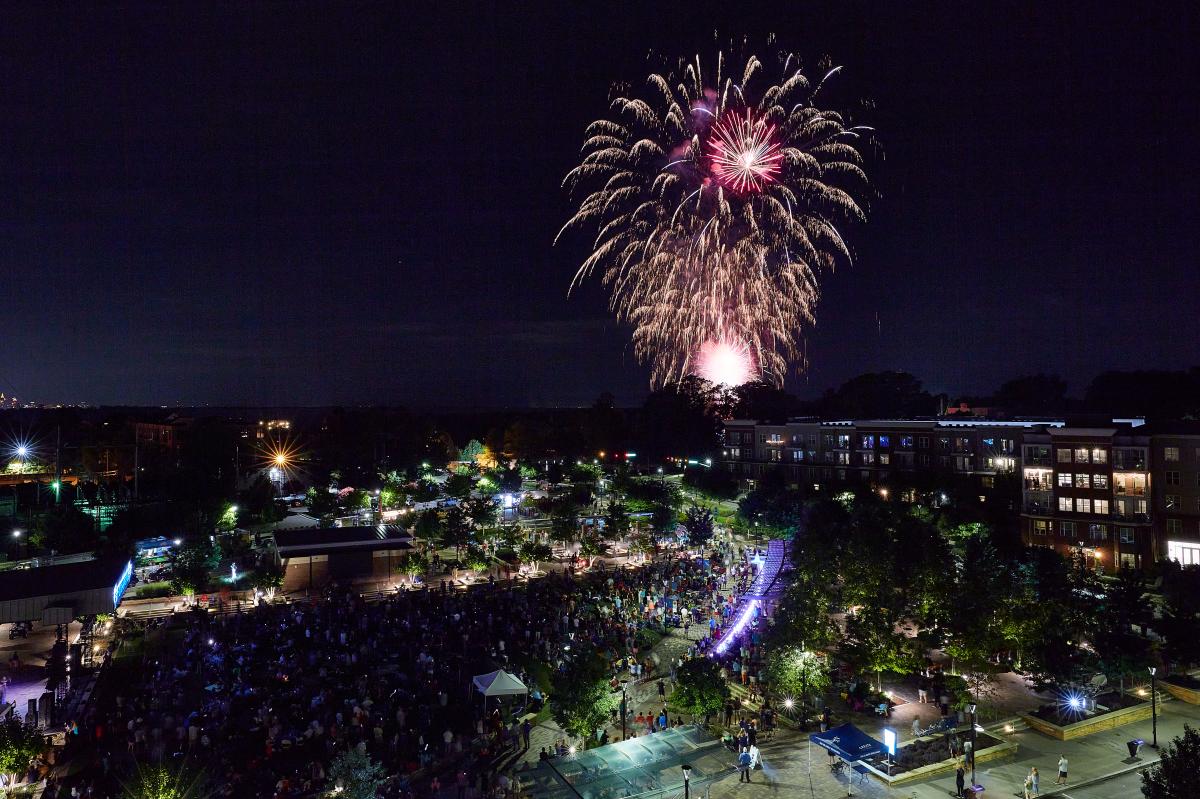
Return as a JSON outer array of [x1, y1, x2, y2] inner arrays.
[[809, 723, 883, 762]]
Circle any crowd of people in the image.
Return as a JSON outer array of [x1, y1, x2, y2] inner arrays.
[[30, 537, 772, 799]]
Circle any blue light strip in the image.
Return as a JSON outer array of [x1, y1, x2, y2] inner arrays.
[[112, 560, 133, 607]]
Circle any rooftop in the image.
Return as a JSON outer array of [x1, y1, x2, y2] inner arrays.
[[0, 557, 132, 603]]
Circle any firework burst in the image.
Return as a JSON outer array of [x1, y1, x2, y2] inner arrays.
[[558, 40, 871, 385]]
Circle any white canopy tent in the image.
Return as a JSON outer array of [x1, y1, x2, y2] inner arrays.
[[472, 670, 529, 698]]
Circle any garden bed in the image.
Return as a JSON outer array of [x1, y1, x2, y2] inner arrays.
[[1021, 692, 1152, 740], [860, 730, 1015, 785]]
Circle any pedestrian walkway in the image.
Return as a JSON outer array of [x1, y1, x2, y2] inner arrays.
[[701, 695, 1195, 799]]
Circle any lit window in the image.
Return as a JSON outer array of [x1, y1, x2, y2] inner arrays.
[[1091, 448, 1107, 464], [1075, 498, 1092, 513], [1034, 520, 1050, 536], [1075, 474, 1090, 488], [900, 436, 913, 449], [1058, 473, 1073, 487], [879, 435, 890, 448], [1058, 497, 1074, 512], [1074, 448, 1090, 463], [861, 435, 875, 449], [1119, 527, 1135, 544], [1089, 523, 1107, 540], [1165, 447, 1180, 462], [879, 453, 890, 465], [1093, 474, 1109, 490], [1094, 499, 1109, 515]]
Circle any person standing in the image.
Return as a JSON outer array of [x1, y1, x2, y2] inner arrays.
[[738, 747, 753, 783], [955, 764, 966, 798], [1055, 754, 1068, 785], [1030, 766, 1040, 796]]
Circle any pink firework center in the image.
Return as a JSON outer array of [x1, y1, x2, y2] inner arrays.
[[696, 339, 756, 386], [708, 110, 783, 193]]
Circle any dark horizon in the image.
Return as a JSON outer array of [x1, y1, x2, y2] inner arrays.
[[4, 2, 1198, 407]]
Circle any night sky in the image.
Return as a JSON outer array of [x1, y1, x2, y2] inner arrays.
[[3, 2, 1197, 408]]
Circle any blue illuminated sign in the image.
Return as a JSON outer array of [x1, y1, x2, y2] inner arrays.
[[112, 560, 133, 607]]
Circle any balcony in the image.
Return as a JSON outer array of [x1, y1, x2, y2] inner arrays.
[[1111, 511, 1152, 524], [1024, 502, 1052, 516]]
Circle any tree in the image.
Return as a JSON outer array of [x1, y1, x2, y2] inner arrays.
[[121, 762, 209, 799], [764, 647, 830, 708], [445, 472, 474, 500], [1159, 562, 1200, 669], [395, 551, 428, 583], [669, 658, 730, 723], [0, 717, 42, 787], [603, 501, 631, 542], [518, 539, 552, 573], [549, 499, 581, 546], [238, 475, 282, 523], [841, 605, 919, 692], [816, 371, 936, 419], [460, 439, 485, 464], [31, 504, 96, 554], [682, 505, 715, 549], [650, 503, 677, 538], [249, 562, 283, 602], [412, 509, 441, 543], [991, 374, 1068, 416], [1092, 569, 1155, 690], [326, 747, 386, 799], [462, 546, 490, 574], [1141, 724, 1200, 799], [551, 649, 618, 742], [463, 496, 498, 529], [440, 507, 473, 555], [306, 485, 338, 519], [168, 537, 221, 597]]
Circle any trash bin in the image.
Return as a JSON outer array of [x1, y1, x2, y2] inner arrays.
[[966, 785, 985, 796], [1127, 738, 1145, 759]]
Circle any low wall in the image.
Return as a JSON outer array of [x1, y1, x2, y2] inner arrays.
[[1020, 700, 1153, 741], [1161, 681, 1200, 705]]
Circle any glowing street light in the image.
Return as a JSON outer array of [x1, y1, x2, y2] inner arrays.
[[15, 445, 28, 459], [11, 529, 21, 539]]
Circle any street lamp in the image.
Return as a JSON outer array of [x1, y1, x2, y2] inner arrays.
[[967, 703, 978, 788], [681, 764, 692, 799], [1149, 667, 1158, 748], [620, 679, 630, 741]]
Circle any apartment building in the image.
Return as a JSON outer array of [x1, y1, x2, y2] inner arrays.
[[1019, 425, 1151, 570], [723, 417, 1200, 572], [722, 417, 1056, 498], [1151, 424, 1200, 566]]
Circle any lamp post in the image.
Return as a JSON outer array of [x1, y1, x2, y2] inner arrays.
[[681, 763, 692, 799], [1149, 667, 1158, 748], [620, 680, 629, 741], [967, 703, 978, 788]]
